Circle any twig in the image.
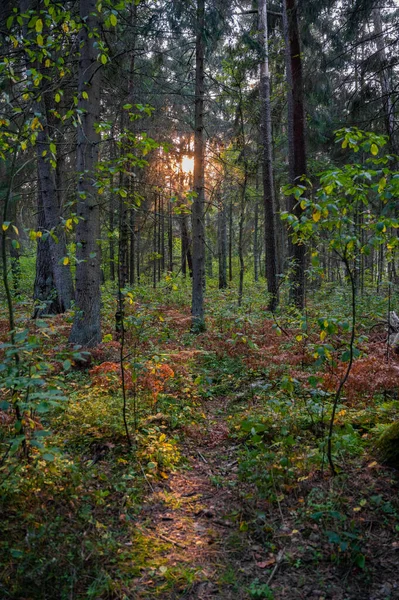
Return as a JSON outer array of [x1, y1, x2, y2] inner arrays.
[[266, 547, 285, 586], [197, 450, 208, 463], [139, 463, 155, 492], [159, 533, 187, 549]]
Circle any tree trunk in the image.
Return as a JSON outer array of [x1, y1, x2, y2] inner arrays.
[[258, 0, 279, 311], [153, 192, 157, 288], [229, 198, 233, 282], [238, 189, 246, 307], [168, 194, 173, 272], [254, 199, 259, 282], [21, 0, 73, 312], [33, 187, 59, 317], [218, 188, 227, 289], [109, 191, 116, 281], [69, 0, 102, 347], [35, 98, 74, 312], [191, 0, 206, 330], [283, 0, 306, 308], [206, 212, 213, 278], [129, 206, 135, 285]]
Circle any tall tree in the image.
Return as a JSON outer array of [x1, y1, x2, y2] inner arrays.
[[20, 0, 74, 315], [258, 0, 279, 311], [284, 0, 307, 308], [69, 0, 102, 346], [191, 0, 206, 330]]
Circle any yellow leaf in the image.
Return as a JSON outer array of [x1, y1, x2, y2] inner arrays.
[[367, 461, 377, 468], [45, 59, 51, 67], [62, 22, 69, 33], [63, 257, 69, 265], [160, 471, 169, 479], [82, 91, 88, 100], [36, 231, 42, 238], [159, 433, 166, 442], [312, 210, 321, 222], [300, 199, 307, 210], [353, 507, 361, 512], [325, 185, 333, 194], [2, 223, 9, 231], [371, 143, 378, 156], [296, 335, 303, 342], [378, 177, 386, 193], [35, 18, 43, 33], [320, 330, 327, 341], [55, 93, 61, 103], [65, 219, 73, 230], [21, 141, 27, 151], [110, 13, 117, 26], [37, 34, 44, 46], [341, 139, 348, 149]]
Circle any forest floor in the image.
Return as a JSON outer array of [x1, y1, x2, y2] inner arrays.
[[1, 287, 399, 599]]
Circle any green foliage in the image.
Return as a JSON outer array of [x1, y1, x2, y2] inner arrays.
[[248, 579, 274, 599]]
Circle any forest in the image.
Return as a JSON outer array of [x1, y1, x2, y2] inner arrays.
[[1, 0, 399, 598]]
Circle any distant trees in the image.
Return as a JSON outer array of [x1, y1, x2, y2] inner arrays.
[[1, 0, 398, 344]]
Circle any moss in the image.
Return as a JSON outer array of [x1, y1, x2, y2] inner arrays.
[[375, 421, 399, 468]]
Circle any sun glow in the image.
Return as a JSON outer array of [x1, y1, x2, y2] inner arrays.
[[181, 156, 194, 174]]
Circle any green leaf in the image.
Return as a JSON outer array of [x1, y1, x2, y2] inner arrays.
[[42, 453, 55, 462], [63, 359, 71, 370], [371, 143, 378, 156], [355, 554, 365, 569], [35, 18, 43, 33], [110, 13, 117, 26], [100, 54, 107, 65]]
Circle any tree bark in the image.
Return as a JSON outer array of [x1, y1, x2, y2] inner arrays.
[[35, 98, 74, 312], [205, 212, 213, 278], [21, 0, 74, 313], [69, 0, 102, 347], [33, 186, 59, 317], [191, 0, 206, 330], [283, 0, 306, 308], [218, 187, 227, 289], [254, 199, 259, 282], [258, 0, 279, 311]]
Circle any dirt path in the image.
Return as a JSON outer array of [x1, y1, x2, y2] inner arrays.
[[133, 398, 262, 599]]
